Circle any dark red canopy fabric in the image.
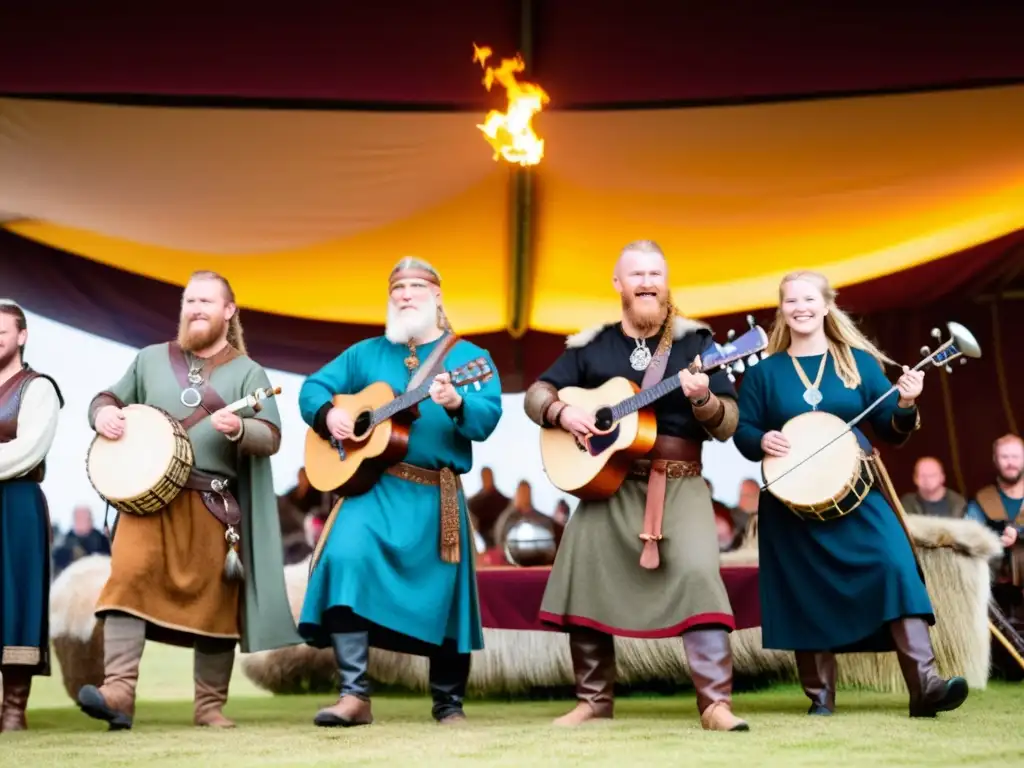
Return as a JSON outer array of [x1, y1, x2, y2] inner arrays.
[[1, 4, 1022, 107]]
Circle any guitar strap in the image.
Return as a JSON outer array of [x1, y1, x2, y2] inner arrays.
[[407, 333, 460, 391], [168, 342, 232, 430]]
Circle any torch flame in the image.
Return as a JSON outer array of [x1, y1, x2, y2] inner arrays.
[[472, 43, 549, 167]]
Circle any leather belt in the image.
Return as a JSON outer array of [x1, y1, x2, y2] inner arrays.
[[630, 436, 703, 570], [385, 462, 462, 564], [184, 468, 241, 528]]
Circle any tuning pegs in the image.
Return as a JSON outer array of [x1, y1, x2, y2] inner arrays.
[[960, 358, 967, 365], [760, 351, 768, 360], [747, 354, 760, 366], [726, 328, 736, 341], [945, 364, 953, 374], [920, 346, 931, 357], [747, 314, 756, 328], [931, 327, 942, 340], [732, 359, 746, 374], [726, 371, 736, 383]]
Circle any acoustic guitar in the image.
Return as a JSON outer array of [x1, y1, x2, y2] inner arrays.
[[540, 322, 768, 500], [304, 358, 494, 495]]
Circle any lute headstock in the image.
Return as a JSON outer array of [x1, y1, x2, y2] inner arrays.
[[448, 357, 494, 391], [918, 321, 982, 374], [690, 315, 769, 383]]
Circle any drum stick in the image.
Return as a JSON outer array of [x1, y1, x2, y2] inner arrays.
[[224, 386, 282, 414]]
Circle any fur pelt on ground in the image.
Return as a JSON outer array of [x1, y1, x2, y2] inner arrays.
[[46, 516, 1001, 701], [240, 515, 1001, 696]]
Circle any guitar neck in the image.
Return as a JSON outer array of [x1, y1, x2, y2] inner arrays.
[[371, 381, 432, 426], [610, 374, 683, 421]]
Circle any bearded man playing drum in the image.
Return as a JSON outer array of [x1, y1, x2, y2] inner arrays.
[[297, 257, 502, 727], [523, 241, 749, 732], [0, 301, 63, 732], [78, 271, 299, 730], [733, 270, 968, 719]]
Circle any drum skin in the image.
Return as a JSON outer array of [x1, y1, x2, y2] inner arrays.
[[86, 404, 194, 516], [762, 411, 870, 520]]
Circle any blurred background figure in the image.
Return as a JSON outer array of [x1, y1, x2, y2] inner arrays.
[[901, 457, 966, 518], [52, 504, 109, 576]]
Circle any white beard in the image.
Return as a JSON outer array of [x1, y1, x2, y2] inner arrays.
[[385, 296, 438, 344]]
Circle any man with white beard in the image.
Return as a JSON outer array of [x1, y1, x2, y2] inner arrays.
[[297, 257, 502, 727]]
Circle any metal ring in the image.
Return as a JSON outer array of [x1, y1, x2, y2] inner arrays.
[[180, 388, 202, 408]]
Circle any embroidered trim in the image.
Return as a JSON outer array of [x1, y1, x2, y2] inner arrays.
[[1, 646, 42, 665]]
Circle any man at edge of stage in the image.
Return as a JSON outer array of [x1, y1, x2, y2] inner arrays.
[[0, 300, 63, 732], [297, 256, 502, 727], [523, 240, 749, 732], [78, 271, 300, 731]]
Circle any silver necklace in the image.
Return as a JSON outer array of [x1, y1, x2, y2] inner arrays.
[[629, 337, 652, 371], [181, 353, 205, 408]]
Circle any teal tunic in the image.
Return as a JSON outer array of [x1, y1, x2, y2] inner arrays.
[[733, 348, 933, 652], [297, 335, 502, 655]]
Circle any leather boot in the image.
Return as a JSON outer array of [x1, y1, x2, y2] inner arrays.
[[553, 629, 615, 726], [77, 614, 146, 730], [889, 618, 968, 718], [193, 639, 236, 728], [682, 628, 749, 732], [795, 651, 837, 715], [0, 666, 32, 732], [429, 642, 470, 724], [314, 631, 373, 727]]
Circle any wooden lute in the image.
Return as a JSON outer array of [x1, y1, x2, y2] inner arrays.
[[304, 358, 493, 496], [540, 322, 768, 500]]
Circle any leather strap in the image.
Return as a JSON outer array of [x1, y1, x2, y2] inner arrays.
[[640, 460, 668, 569], [640, 340, 672, 391], [384, 461, 462, 564], [184, 467, 242, 527], [168, 343, 231, 431], [407, 333, 460, 392], [630, 442, 703, 570]]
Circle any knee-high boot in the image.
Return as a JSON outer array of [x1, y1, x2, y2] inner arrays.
[[890, 618, 968, 717], [77, 614, 147, 730], [682, 628, 749, 732], [314, 631, 373, 727], [429, 641, 471, 724], [553, 629, 615, 726], [0, 666, 32, 732], [194, 639, 236, 728], [795, 651, 837, 715]]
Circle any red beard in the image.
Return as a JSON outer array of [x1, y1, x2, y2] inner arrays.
[[621, 288, 670, 335], [177, 314, 227, 352]]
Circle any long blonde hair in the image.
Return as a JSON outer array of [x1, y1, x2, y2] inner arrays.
[[189, 270, 248, 356], [766, 270, 895, 388]]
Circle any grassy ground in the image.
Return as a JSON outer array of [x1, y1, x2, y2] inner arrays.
[[4, 644, 1022, 767]]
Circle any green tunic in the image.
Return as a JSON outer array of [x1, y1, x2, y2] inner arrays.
[[88, 341, 301, 653]]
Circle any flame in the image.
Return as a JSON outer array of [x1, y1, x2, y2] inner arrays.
[[472, 43, 549, 167]]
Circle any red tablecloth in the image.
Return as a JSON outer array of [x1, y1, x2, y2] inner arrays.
[[477, 566, 761, 632]]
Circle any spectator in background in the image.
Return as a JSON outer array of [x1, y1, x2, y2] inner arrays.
[[901, 457, 966, 518], [52, 504, 110, 575]]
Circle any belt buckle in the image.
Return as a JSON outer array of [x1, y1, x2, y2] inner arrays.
[[211, 477, 228, 493]]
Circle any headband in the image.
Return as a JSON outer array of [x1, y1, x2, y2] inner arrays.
[[389, 267, 441, 289]]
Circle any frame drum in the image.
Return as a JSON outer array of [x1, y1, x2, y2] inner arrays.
[[86, 404, 195, 516], [761, 411, 873, 522]]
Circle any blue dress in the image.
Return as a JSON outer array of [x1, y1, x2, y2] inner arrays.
[[297, 335, 502, 656], [733, 348, 934, 652]]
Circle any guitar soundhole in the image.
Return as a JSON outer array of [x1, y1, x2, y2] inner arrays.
[[353, 410, 373, 439], [587, 426, 620, 457], [593, 406, 614, 432]]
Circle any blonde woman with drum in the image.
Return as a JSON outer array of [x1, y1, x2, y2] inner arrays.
[[732, 271, 968, 719]]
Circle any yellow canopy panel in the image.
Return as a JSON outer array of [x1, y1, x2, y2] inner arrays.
[[2, 84, 1023, 335]]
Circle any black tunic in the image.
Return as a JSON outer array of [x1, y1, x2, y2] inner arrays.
[[537, 323, 737, 441]]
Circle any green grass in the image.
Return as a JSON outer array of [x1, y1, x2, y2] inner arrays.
[[4, 643, 1022, 766]]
